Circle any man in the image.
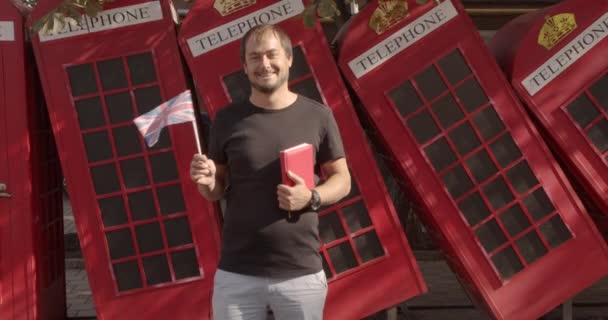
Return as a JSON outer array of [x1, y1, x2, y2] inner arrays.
[[190, 24, 351, 320]]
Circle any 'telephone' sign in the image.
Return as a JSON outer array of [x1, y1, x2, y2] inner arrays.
[[38, 1, 163, 42], [523, 12, 608, 96], [348, 0, 458, 79], [186, 0, 305, 57], [0, 22, 15, 41]]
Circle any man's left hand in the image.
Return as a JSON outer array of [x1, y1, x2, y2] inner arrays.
[[277, 171, 312, 211]]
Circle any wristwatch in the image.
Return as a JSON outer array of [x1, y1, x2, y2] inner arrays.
[[309, 189, 322, 211]]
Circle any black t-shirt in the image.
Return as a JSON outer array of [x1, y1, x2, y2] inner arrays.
[[208, 95, 345, 278]]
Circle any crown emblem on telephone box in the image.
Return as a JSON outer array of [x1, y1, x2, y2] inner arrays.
[[369, 0, 409, 35], [214, 0, 257, 16], [538, 13, 577, 50]]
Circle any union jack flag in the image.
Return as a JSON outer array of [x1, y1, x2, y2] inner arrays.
[[133, 90, 196, 147]]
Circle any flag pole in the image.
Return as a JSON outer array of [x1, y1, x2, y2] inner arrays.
[[191, 120, 202, 155]]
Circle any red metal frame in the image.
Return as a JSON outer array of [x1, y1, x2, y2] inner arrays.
[[30, 0, 221, 319], [0, 2, 65, 319], [338, 0, 608, 319], [490, 0, 608, 234], [178, 1, 427, 318]]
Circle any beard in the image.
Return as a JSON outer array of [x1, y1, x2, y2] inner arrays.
[[249, 68, 289, 94]]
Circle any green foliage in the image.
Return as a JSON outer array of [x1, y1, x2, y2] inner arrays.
[[303, 0, 346, 28], [31, 0, 113, 35], [26, 0, 357, 35]]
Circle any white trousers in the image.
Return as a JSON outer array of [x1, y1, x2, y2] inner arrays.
[[212, 269, 328, 320]]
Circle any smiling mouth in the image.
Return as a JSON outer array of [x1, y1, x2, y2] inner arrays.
[[257, 72, 276, 79]]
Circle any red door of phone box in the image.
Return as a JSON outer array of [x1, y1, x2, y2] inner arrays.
[[178, 0, 427, 318], [0, 2, 65, 319], [338, 1, 608, 319], [29, 0, 221, 318], [489, 0, 608, 235]]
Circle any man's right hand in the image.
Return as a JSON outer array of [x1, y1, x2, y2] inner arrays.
[[190, 154, 216, 187]]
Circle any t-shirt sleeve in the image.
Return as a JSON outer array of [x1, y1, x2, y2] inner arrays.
[[317, 111, 346, 164], [207, 118, 227, 165]]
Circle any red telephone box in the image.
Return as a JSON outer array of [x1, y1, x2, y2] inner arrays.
[[338, 1, 608, 319], [178, 0, 427, 318], [489, 0, 608, 234], [0, 3, 65, 319], [30, 0, 221, 319]]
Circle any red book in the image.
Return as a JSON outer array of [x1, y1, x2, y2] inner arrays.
[[280, 143, 314, 189]]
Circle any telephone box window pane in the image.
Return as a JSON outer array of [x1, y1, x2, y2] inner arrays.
[[499, 204, 531, 237], [171, 249, 200, 279], [134, 86, 163, 114], [135, 222, 164, 254], [47, 134, 58, 158], [491, 246, 524, 280], [83, 131, 113, 163], [322, 255, 332, 279], [490, 134, 522, 167], [291, 79, 323, 104], [113, 125, 142, 156], [354, 231, 384, 263], [455, 78, 488, 112], [127, 52, 157, 85], [506, 161, 539, 195], [516, 232, 547, 265], [483, 176, 515, 210], [142, 254, 171, 285], [147, 130, 172, 150], [586, 119, 608, 153], [438, 50, 471, 85], [523, 188, 555, 222], [414, 65, 447, 101], [589, 74, 608, 110], [566, 95, 600, 128], [327, 242, 358, 274], [431, 94, 464, 129], [289, 46, 310, 80], [223, 71, 250, 103], [342, 201, 371, 232], [128, 190, 157, 221], [539, 215, 572, 249], [150, 152, 179, 183], [475, 219, 507, 253], [424, 138, 457, 171], [319, 211, 345, 243], [98, 58, 128, 91], [164, 217, 194, 247], [449, 122, 481, 156], [106, 92, 134, 124], [473, 106, 505, 141], [75, 97, 106, 130], [120, 157, 149, 189], [113, 261, 142, 291], [106, 228, 135, 259], [67, 63, 98, 97], [91, 164, 120, 195], [99, 196, 128, 227], [465, 150, 498, 184], [458, 192, 491, 227], [441, 165, 474, 199], [157, 184, 186, 215], [388, 81, 423, 117], [407, 110, 440, 144]]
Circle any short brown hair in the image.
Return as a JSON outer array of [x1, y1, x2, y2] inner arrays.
[[240, 24, 293, 63]]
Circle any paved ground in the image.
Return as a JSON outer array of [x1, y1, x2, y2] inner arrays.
[[62, 195, 608, 320]]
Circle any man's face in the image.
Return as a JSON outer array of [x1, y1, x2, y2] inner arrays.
[[243, 32, 292, 94]]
